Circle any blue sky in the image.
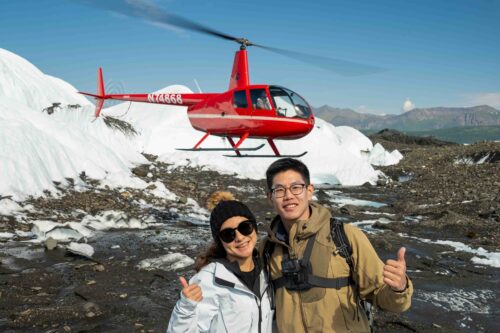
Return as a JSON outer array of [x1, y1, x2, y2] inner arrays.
[[1, 0, 499, 114]]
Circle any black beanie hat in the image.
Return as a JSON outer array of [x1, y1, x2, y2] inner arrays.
[[210, 200, 256, 240]]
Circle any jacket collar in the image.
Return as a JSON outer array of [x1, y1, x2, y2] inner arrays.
[[212, 260, 267, 298], [268, 202, 331, 242]]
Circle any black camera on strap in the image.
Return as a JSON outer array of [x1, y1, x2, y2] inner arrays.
[[280, 255, 312, 291], [272, 231, 353, 291]]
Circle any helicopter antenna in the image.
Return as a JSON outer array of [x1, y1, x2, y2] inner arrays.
[[73, 0, 384, 76], [193, 79, 202, 93]]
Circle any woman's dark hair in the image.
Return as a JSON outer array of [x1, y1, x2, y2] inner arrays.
[[194, 240, 226, 272], [266, 158, 310, 191]]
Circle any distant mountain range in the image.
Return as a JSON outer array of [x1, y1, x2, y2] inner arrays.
[[313, 105, 500, 132]]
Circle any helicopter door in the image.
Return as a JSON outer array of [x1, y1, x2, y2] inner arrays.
[[250, 89, 272, 111]]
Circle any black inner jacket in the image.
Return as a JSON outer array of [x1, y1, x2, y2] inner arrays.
[[215, 253, 262, 297]]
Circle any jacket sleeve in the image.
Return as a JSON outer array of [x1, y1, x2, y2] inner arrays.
[[166, 272, 220, 333], [345, 224, 413, 312]]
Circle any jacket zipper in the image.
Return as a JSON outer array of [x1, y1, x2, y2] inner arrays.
[[292, 239, 309, 333], [255, 279, 273, 333], [291, 246, 309, 331], [254, 295, 262, 333]]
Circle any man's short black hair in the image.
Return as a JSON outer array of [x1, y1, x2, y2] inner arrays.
[[266, 158, 310, 192]]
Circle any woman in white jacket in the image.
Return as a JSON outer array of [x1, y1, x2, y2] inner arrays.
[[167, 193, 274, 333]]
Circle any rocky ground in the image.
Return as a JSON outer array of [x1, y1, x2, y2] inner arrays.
[[371, 133, 499, 251], [0, 134, 498, 333]]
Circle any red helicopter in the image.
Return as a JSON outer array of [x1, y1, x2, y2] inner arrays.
[[77, 1, 381, 157], [80, 44, 314, 158]]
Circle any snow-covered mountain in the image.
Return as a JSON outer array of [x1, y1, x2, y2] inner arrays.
[[0, 49, 90, 111], [0, 49, 148, 200], [0, 48, 402, 201]]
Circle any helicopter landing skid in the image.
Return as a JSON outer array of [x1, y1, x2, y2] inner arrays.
[[176, 144, 265, 152], [224, 151, 308, 158]]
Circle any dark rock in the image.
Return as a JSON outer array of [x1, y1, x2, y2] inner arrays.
[[132, 166, 149, 178], [142, 153, 158, 162]]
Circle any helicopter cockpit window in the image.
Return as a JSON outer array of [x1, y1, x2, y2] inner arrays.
[[250, 89, 272, 110], [233, 90, 248, 108], [269, 86, 311, 119]]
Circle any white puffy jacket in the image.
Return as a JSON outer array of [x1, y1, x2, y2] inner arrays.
[[167, 261, 274, 333]]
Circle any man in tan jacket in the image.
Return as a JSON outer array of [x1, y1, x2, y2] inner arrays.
[[262, 158, 413, 333]]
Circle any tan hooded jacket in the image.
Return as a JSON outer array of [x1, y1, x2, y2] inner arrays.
[[261, 202, 413, 333]]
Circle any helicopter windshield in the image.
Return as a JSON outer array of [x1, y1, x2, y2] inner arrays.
[[269, 86, 311, 119]]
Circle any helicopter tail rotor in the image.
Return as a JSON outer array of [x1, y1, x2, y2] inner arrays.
[[79, 67, 107, 117]]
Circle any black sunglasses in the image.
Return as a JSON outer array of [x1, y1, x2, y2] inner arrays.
[[219, 220, 255, 243]]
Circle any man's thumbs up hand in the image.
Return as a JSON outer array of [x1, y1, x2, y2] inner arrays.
[[397, 247, 406, 262], [383, 247, 408, 292], [179, 276, 203, 302]]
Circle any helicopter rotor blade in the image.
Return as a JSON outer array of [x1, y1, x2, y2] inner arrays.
[[73, 0, 383, 76], [253, 44, 385, 76], [73, 0, 243, 43]]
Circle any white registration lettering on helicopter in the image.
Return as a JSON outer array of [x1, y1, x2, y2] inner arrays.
[[147, 93, 183, 104]]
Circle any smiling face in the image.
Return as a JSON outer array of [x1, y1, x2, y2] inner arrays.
[[219, 216, 257, 264], [269, 169, 314, 227]]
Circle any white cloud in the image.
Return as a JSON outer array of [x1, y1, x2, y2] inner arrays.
[[402, 98, 415, 112], [466, 92, 500, 108]]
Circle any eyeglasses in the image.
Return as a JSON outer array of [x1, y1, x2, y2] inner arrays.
[[271, 183, 306, 198], [219, 220, 255, 243]]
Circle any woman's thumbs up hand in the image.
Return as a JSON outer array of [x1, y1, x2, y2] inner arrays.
[[180, 276, 203, 302]]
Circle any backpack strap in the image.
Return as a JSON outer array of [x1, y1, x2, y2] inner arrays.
[[330, 218, 354, 272], [301, 233, 353, 289], [331, 218, 374, 326]]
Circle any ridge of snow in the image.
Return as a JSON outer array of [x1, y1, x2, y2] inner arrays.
[[0, 48, 91, 111]]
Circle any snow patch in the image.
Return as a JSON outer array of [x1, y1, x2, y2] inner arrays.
[[368, 143, 403, 166], [0, 198, 24, 215], [351, 217, 393, 233], [414, 288, 494, 314], [67, 242, 95, 258], [329, 196, 387, 208], [146, 181, 178, 200], [137, 253, 194, 271], [0, 232, 15, 240], [400, 234, 500, 268], [30, 220, 92, 242], [81, 210, 146, 231]]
